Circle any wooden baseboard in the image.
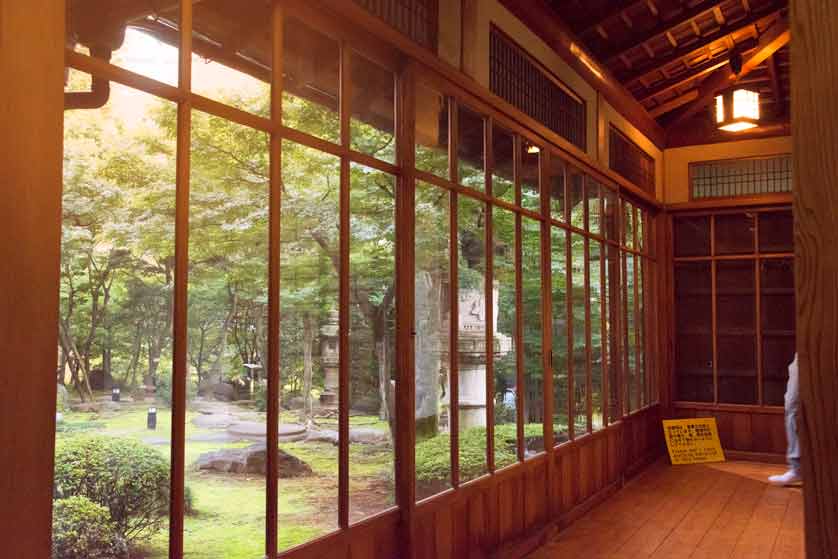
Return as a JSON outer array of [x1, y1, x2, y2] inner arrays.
[[725, 449, 786, 464]]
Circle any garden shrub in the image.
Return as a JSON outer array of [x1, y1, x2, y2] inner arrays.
[[155, 373, 196, 407], [53, 436, 169, 542], [52, 496, 128, 559], [415, 424, 546, 483]]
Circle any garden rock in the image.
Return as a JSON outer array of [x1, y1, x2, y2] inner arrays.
[[351, 395, 380, 415], [71, 402, 100, 413], [199, 382, 236, 402], [304, 427, 388, 445], [285, 396, 305, 410], [56, 384, 70, 412], [196, 444, 312, 478]]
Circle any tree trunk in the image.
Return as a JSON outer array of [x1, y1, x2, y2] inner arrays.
[[124, 323, 142, 388], [302, 313, 314, 420], [58, 319, 93, 401], [377, 334, 389, 422], [211, 289, 238, 383], [57, 350, 67, 385]]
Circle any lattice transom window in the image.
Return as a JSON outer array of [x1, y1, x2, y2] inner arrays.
[[690, 155, 792, 200]]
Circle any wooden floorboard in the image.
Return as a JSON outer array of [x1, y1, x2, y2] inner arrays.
[[527, 461, 804, 559]]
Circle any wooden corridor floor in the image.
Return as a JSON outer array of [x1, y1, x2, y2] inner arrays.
[[528, 461, 804, 559]]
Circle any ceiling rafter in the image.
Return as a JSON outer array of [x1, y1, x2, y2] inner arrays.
[[649, 90, 698, 117], [668, 16, 790, 128], [601, 0, 723, 63], [639, 53, 738, 103], [578, 0, 642, 38], [618, 3, 786, 88]]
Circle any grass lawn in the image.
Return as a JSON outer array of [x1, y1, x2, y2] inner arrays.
[[56, 397, 395, 557]]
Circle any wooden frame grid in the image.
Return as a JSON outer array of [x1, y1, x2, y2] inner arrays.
[[58, 0, 662, 556], [671, 206, 794, 411]]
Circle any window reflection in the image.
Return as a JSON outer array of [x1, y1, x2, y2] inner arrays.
[[283, 17, 340, 142], [551, 227, 569, 444], [493, 207, 518, 465], [520, 141, 540, 213], [457, 105, 485, 189], [457, 195, 489, 481], [415, 182, 452, 500], [279, 140, 340, 548], [522, 218, 545, 453], [351, 53, 395, 163], [492, 125, 515, 203], [348, 163, 397, 522], [416, 84, 449, 178]]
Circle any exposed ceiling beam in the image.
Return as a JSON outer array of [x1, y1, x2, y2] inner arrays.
[[497, 0, 666, 147], [667, 17, 790, 127], [578, 0, 641, 38], [649, 90, 699, 117], [639, 58, 729, 104], [637, 37, 758, 103], [767, 53, 785, 115], [618, 4, 785, 88], [600, 0, 723, 63]]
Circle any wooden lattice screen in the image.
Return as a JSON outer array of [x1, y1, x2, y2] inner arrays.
[[609, 126, 655, 194], [690, 155, 793, 199], [489, 26, 586, 150], [354, 0, 438, 50]]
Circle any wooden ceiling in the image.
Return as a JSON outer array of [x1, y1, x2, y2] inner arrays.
[[546, 0, 790, 141]]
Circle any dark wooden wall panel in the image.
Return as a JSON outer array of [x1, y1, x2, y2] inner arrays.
[[673, 405, 785, 460], [407, 406, 664, 559]]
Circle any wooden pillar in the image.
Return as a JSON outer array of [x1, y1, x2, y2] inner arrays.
[[791, 1, 838, 557], [0, 1, 66, 557]]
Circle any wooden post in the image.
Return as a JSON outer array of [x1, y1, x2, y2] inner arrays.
[[791, 1, 838, 556], [0, 1, 65, 557]]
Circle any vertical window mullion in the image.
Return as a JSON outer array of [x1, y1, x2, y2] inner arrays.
[[395, 61, 416, 547], [485, 118, 495, 472], [338, 41, 351, 529], [449, 189, 460, 485], [584, 236, 592, 432], [541, 152, 555, 451], [266, 3, 283, 557], [449, 98, 460, 486], [566, 224, 575, 439], [514, 137, 525, 461], [170, 2, 192, 557]]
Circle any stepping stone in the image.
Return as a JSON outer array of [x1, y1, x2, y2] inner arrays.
[[226, 422, 308, 442], [192, 414, 236, 429]]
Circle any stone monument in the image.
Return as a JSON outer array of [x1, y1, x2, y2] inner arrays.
[[319, 310, 339, 408]]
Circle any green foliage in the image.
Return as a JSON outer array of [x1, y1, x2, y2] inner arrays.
[[53, 436, 170, 542], [52, 496, 128, 559], [415, 425, 543, 483], [55, 419, 107, 434], [154, 373, 196, 407]]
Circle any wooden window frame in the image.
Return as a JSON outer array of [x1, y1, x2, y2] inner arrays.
[[608, 125, 656, 195], [58, 0, 662, 557], [671, 206, 794, 411]]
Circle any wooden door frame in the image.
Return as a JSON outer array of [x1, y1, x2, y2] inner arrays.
[[792, 1, 838, 556], [0, 2, 66, 558]]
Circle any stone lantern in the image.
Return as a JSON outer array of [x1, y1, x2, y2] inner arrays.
[[454, 286, 513, 430], [319, 310, 340, 408]]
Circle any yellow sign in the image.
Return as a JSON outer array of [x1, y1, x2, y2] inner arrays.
[[663, 418, 726, 465]]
